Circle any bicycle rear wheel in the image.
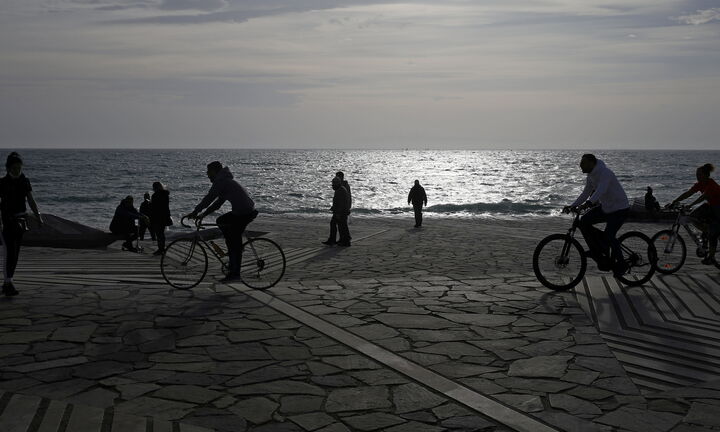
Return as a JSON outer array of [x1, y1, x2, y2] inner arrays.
[[161, 238, 208, 289], [650, 229, 686, 274], [533, 234, 587, 291], [240, 238, 286, 289], [616, 231, 656, 286]]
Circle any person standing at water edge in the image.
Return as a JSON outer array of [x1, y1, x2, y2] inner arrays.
[[150, 182, 172, 256], [669, 163, 720, 265], [0, 152, 43, 297], [324, 176, 351, 246], [408, 179, 428, 228], [336, 171, 352, 211], [563, 154, 630, 277], [139, 192, 154, 241], [186, 161, 257, 282]]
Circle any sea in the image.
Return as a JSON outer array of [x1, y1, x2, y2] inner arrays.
[[12, 149, 720, 230]]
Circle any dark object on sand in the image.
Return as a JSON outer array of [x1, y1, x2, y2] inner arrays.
[[22, 214, 118, 249]]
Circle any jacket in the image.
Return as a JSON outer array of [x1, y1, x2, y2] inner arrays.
[[572, 159, 629, 213], [151, 189, 173, 227], [110, 204, 142, 235], [194, 167, 255, 216], [408, 185, 427, 206], [332, 185, 351, 215]]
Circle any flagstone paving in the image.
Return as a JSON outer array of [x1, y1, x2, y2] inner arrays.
[[1, 216, 719, 431]]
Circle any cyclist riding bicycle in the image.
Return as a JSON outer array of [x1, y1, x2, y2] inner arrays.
[[563, 154, 630, 277], [185, 161, 258, 282], [668, 163, 720, 265]]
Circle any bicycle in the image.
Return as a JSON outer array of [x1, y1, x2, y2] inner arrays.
[[651, 204, 720, 274], [160, 215, 286, 290], [533, 207, 657, 291]]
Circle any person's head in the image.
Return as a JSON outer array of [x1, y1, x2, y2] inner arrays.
[[696, 163, 714, 182], [144, 192, 151, 200], [206, 161, 223, 181], [6, 152, 23, 178], [646, 186, 653, 194], [580, 153, 597, 174], [332, 176, 341, 190], [152, 181, 164, 192], [336, 171, 344, 180], [122, 195, 134, 207], [414, 179, 420, 186]]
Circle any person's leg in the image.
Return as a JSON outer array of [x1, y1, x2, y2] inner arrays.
[[217, 213, 240, 276], [413, 205, 422, 227], [603, 208, 629, 271], [703, 206, 720, 264], [2, 224, 21, 295], [324, 215, 338, 244], [579, 207, 608, 260], [139, 223, 146, 240], [154, 225, 166, 253], [338, 213, 351, 245]]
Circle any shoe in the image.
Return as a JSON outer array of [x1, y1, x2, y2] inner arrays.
[[337, 241, 351, 247], [2, 282, 18, 297], [152, 249, 164, 256], [122, 243, 138, 253], [613, 261, 629, 278], [322, 240, 337, 246], [218, 274, 241, 283]]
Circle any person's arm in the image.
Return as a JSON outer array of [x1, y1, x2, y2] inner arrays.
[[422, 189, 427, 206], [570, 177, 593, 208], [671, 189, 696, 206], [188, 184, 220, 217], [201, 198, 225, 217], [408, 189, 413, 205], [27, 191, 44, 226], [688, 193, 707, 208]]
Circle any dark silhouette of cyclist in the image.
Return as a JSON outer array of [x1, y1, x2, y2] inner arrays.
[[563, 154, 630, 277], [669, 163, 720, 265], [185, 161, 257, 282]]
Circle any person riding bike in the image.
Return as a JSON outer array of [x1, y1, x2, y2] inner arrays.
[[668, 163, 720, 265], [563, 154, 630, 277], [185, 161, 257, 282]]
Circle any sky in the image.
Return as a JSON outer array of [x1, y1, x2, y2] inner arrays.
[[1, 0, 719, 149]]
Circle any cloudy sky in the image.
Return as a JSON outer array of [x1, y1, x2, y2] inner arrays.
[[1, 0, 719, 149]]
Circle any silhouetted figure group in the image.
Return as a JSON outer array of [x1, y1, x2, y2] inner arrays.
[[110, 182, 172, 255], [323, 171, 352, 246]]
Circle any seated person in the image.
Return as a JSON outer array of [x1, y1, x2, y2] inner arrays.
[[110, 196, 148, 252]]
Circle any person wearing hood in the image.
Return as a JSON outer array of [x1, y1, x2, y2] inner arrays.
[[408, 179, 428, 228], [110, 195, 148, 253], [186, 161, 257, 282], [563, 154, 630, 277], [0, 152, 43, 297], [150, 182, 172, 256]]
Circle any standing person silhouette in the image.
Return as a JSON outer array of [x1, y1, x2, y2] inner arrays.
[[150, 182, 172, 256], [138, 192, 154, 241], [408, 179, 427, 228], [185, 161, 257, 282], [0, 152, 43, 297], [323, 176, 351, 246], [563, 154, 630, 277], [669, 163, 720, 265]]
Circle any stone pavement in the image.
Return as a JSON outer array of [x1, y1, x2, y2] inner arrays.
[[1, 215, 719, 431]]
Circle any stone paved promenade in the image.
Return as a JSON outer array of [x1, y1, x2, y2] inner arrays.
[[1, 215, 720, 432]]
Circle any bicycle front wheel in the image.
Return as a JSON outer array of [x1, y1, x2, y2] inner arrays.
[[161, 238, 209, 289], [240, 238, 286, 289], [533, 234, 587, 291], [651, 229, 686, 274], [617, 231, 656, 286]]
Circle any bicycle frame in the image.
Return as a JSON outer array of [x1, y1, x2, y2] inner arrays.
[[565, 209, 637, 266], [662, 207, 706, 253], [180, 216, 262, 274]]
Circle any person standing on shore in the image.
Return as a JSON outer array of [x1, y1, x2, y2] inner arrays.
[[336, 171, 352, 211], [408, 179, 427, 228], [323, 176, 351, 246], [185, 161, 257, 282], [563, 153, 630, 277], [150, 182, 172, 256], [0, 152, 44, 297], [139, 192, 154, 241]]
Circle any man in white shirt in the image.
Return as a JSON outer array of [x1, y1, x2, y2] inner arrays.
[[563, 154, 630, 276]]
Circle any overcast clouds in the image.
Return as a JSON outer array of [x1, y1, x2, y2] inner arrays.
[[1, 0, 719, 149]]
